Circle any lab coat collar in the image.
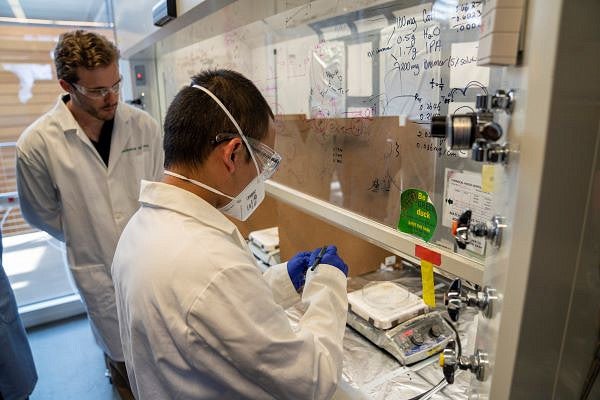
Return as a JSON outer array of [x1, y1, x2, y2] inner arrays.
[[138, 180, 238, 236], [52, 95, 97, 159], [52, 94, 134, 170], [51, 94, 81, 134]]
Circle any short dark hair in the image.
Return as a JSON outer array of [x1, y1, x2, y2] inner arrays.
[[54, 30, 119, 83], [163, 69, 274, 170]]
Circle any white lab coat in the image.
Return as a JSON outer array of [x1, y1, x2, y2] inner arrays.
[[16, 95, 164, 361], [112, 181, 348, 400]]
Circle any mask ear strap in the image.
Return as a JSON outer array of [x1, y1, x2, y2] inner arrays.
[[164, 170, 235, 200], [191, 84, 260, 174]]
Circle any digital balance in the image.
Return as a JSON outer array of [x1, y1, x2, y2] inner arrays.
[[346, 281, 455, 365]]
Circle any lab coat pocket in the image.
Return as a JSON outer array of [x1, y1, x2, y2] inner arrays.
[[69, 263, 115, 321], [0, 268, 19, 325], [121, 144, 148, 178]]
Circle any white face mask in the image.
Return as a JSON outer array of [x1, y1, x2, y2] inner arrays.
[[164, 170, 265, 221], [164, 84, 267, 221]]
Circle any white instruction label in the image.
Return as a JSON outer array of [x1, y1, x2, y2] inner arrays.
[[442, 169, 493, 255]]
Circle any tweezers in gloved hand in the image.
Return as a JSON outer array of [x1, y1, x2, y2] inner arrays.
[[309, 246, 328, 271]]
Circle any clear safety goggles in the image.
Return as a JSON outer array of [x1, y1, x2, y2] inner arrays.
[[212, 133, 282, 179], [71, 75, 122, 99]]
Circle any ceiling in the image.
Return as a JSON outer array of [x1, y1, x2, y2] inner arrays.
[[0, 0, 111, 24]]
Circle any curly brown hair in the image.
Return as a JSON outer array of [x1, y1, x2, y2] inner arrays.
[[54, 30, 119, 83]]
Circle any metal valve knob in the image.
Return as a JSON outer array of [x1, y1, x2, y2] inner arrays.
[[490, 89, 514, 112], [471, 139, 487, 162], [475, 94, 488, 111], [453, 210, 473, 250], [487, 142, 509, 163], [453, 210, 507, 250], [471, 140, 509, 163], [440, 341, 489, 383], [476, 90, 515, 113], [440, 340, 459, 384], [473, 215, 507, 249], [444, 279, 498, 321]]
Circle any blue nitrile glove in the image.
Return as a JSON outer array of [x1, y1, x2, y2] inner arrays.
[[287, 251, 311, 291], [309, 245, 349, 276]]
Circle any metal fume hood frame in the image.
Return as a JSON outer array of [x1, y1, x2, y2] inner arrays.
[[266, 181, 484, 284]]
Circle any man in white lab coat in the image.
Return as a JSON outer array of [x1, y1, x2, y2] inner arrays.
[[111, 69, 350, 399], [15, 31, 163, 398]]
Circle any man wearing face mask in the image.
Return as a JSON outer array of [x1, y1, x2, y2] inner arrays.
[[16, 30, 163, 398], [111, 69, 350, 400]]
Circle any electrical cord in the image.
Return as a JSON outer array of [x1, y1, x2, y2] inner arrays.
[[406, 378, 446, 400]]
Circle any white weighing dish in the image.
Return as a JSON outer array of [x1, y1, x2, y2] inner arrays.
[[347, 281, 429, 329]]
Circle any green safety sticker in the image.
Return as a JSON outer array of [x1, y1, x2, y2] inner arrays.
[[398, 188, 437, 242]]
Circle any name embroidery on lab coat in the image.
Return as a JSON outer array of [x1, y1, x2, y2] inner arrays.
[[122, 144, 150, 153]]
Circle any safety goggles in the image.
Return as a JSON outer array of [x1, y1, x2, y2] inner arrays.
[[212, 133, 282, 179], [70, 75, 122, 99]]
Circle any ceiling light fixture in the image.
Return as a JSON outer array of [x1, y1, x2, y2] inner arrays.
[[0, 16, 112, 28], [7, 0, 26, 19]]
